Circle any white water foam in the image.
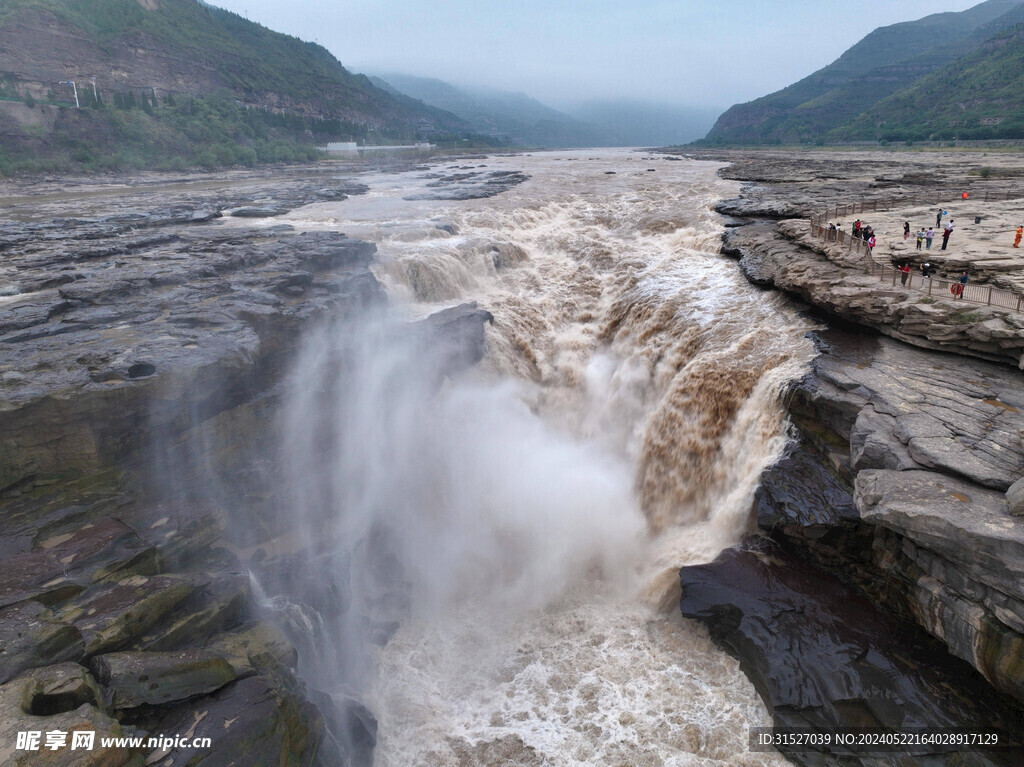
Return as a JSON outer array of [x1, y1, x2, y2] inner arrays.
[[269, 150, 811, 766]]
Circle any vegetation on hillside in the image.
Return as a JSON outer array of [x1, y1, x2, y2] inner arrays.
[[833, 24, 1024, 142], [0, 0, 486, 174], [700, 0, 1024, 145], [0, 89, 506, 175]]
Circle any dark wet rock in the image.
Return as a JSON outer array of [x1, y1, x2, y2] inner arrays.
[[754, 327, 1024, 710], [294, 235, 376, 272], [309, 688, 377, 767], [404, 169, 529, 200], [57, 575, 194, 656], [58, 279, 137, 304], [132, 573, 250, 652], [91, 649, 237, 710], [188, 209, 221, 223], [204, 621, 298, 679], [315, 182, 369, 200], [273, 271, 315, 295], [856, 469, 1024, 702], [0, 228, 382, 495], [680, 545, 1024, 766], [0, 517, 158, 609], [417, 302, 494, 381], [0, 602, 84, 683], [488, 242, 529, 270], [230, 206, 288, 218], [145, 676, 323, 767]]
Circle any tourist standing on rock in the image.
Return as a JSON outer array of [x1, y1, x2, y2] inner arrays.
[[926, 227, 935, 249], [1014, 225, 1022, 248], [853, 220, 862, 239], [900, 262, 911, 286], [903, 221, 911, 240], [921, 262, 932, 288], [916, 228, 925, 250], [942, 220, 954, 251], [937, 209, 944, 227], [955, 271, 968, 299], [868, 234, 876, 256]]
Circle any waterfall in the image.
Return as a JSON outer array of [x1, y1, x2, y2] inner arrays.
[[256, 150, 814, 765]]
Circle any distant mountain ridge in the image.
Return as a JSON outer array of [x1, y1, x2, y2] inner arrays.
[[373, 73, 717, 147], [703, 0, 1024, 144], [371, 73, 608, 148]]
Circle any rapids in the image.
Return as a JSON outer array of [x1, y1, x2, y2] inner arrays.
[[253, 149, 815, 766]]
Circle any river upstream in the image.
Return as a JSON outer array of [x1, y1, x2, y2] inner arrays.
[[4, 147, 1023, 766], [216, 149, 816, 766]]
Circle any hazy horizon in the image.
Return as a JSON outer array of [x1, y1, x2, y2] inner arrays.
[[210, 0, 986, 115]]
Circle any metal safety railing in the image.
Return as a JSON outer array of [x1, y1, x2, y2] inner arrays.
[[869, 263, 1024, 312], [812, 188, 1023, 222], [802, 191, 1024, 312]]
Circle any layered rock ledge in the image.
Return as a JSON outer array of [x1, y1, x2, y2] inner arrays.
[[671, 149, 1024, 763], [0, 164, 495, 766]]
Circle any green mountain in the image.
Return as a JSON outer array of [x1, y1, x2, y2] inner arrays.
[[703, 0, 1024, 145], [835, 22, 1024, 141], [0, 0, 470, 173], [371, 73, 609, 148]]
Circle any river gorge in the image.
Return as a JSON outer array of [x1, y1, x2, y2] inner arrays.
[[1, 148, 1023, 766]]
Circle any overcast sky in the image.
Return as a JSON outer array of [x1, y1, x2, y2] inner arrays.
[[211, 0, 984, 111]]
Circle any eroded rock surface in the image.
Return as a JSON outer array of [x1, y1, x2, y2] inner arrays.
[[680, 545, 1024, 767], [723, 220, 1024, 368], [668, 149, 1024, 759], [0, 165, 496, 766], [405, 168, 530, 200]]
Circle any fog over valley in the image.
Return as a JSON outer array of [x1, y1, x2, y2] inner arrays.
[[212, 0, 983, 143]]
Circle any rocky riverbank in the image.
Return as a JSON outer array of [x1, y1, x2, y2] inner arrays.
[[671, 148, 1024, 764], [0, 162, 499, 766]]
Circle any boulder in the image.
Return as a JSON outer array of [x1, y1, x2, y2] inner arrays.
[[1007, 476, 1024, 516], [0, 670, 141, 767], [91, 649, 237, 710], [416, 302, 495, 384], [19, 662, 103, 715]]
